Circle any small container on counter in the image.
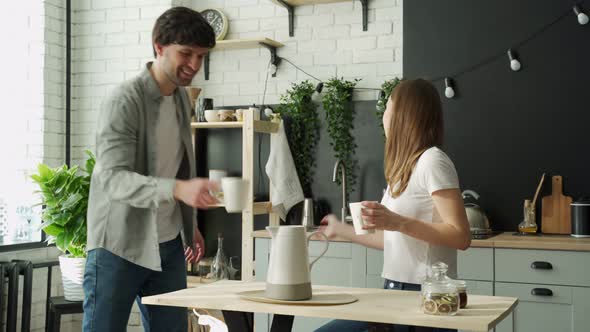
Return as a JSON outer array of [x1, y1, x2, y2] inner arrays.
[[453, 280, 468, 309]]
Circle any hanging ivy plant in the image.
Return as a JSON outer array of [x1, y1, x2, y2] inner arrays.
[[322, 77, 360, 202], [275, 80, 320, 196], [376, 77, 402, 131]]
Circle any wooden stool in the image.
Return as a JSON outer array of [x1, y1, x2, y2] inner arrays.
[[46, 296, 83, 332]]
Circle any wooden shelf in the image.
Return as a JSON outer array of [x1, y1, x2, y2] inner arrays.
[[204, 38, 283, 80], [272, 0, 347, 5], [191, 109, 280, 281], [271, 0, 369, 36], [213, 38, 284, 51], [191, 121, 279, 134], [208, 202, 273, 215], [191, 122, 243, 129]]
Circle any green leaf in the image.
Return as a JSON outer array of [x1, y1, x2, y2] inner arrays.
[[30, 152, 95, 257]]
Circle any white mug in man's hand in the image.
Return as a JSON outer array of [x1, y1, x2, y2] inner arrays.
[[221, 177, 249, 213]]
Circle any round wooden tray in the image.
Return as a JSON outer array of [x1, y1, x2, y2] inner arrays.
[[238, 290, 358, 306]]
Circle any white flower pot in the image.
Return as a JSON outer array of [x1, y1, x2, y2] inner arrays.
[[59, 255, 86, 301]]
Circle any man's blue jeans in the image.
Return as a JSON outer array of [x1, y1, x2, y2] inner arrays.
[[314, 280, 456, 332], [82, 234, 187, 332]]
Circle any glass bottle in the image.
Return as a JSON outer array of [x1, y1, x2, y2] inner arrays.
[[421, 262, 459, 316], [518, 199, 538, 234], [210, 233, 229, 280]]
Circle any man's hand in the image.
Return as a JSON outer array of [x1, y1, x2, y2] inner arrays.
[[185, 228, 205, 263], [319, 214, 354, 240], [174, 178, 219, 208]]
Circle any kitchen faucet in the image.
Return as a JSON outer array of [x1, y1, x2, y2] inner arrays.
[[332, 160, 348, 223]]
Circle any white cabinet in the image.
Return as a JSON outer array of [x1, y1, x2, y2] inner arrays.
[[493, 249, 590, 332], [457, 247, 495, 300]]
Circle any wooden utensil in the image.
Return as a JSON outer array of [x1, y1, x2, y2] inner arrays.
[[531, 173, 545, 208], [541, 175, 572, 234]]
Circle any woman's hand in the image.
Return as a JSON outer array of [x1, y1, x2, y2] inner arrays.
[[361, 201, 410, 232]]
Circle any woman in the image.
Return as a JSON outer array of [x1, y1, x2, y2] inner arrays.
[[316, 79, 471, 332]]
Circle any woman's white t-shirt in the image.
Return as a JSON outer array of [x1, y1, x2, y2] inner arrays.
[[381, 147, 460, 284]]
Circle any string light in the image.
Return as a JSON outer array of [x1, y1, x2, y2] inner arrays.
[[507, 49, 522, 71], [269, 63, 278, 76], [444, 78, 455, 99], [259, 3, 587, 102], [573, 5, 589, 25]]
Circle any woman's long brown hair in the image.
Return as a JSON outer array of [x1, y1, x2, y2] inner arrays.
[[384, 79, 443, 198]]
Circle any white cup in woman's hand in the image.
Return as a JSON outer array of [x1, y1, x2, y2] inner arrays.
[[350, 202, 375, 235]]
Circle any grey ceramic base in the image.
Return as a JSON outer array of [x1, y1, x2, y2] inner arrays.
[[265, 282, 312, 300]]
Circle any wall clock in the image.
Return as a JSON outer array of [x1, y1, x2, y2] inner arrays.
[[201, 8, 228, 41]]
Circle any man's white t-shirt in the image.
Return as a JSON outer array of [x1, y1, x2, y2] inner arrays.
[[381, 146, 460, 284], [155, 95, 184, 243]]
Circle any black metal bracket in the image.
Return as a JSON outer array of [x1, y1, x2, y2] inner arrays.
[[204, 53, 210, 81], [359, 0, 369, 31], [260, 42, 281, 77], [275, 0, 295, 37], [274, 0, 369, 36]]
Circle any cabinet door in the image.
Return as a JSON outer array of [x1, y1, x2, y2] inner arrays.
[[457, 248, 494, 281], [495, 282, 574, 332], [366, 247, 384, 289], [573, 287, 590, 332]]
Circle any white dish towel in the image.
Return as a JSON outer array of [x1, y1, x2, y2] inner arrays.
[[265, 120, 304, 221]]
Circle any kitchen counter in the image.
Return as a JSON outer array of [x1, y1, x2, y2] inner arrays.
[[252, 230, 590, 251]]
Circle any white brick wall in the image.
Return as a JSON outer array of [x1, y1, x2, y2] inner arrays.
[[187, 0, 401, 106], [70, 0, 402, 164]]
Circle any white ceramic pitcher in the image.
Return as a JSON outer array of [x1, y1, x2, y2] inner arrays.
[[265, 225, 329, 300]]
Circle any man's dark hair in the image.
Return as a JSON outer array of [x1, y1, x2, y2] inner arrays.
[[152, 6, 216, 57]]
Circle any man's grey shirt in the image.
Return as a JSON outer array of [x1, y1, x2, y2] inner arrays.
[[87, 62, 196, 271]]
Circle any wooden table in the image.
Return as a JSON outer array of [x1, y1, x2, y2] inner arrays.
[[142, 280, 517, 332]]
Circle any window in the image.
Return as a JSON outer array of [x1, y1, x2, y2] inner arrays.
[[0, 1, 65, 247]]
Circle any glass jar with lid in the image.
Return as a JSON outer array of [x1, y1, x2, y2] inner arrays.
[[452, 280, 468, 309], [421, 262, 459, 316]]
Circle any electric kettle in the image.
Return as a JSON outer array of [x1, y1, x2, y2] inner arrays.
[[265, 225, 329, 300], [462, 190, 492, 238]]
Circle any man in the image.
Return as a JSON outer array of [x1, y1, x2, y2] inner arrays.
[[83, 7, 217, 332]]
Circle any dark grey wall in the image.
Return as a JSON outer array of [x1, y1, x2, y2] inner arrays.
[[404, 0, 590, 231], [197, 101, 386, 259]]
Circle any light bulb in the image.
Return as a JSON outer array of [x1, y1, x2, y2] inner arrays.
[[574, 5, 589, 25], [444, 78, 455, 99], [269, 64, 278, 76], [445, 87, 455, 99], [510, 59, 521, 71], [264, 107, 274, 117], [507, 49, 521, 72]]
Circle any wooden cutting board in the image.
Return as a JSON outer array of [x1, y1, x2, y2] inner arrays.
[[541, 175, 572, 234]]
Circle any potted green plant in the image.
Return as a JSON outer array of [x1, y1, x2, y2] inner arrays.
[[376, 77, 402, 131], [322, 77, 360, 202], [30, 150, 95, 301], [275, 80, 320, 197]]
